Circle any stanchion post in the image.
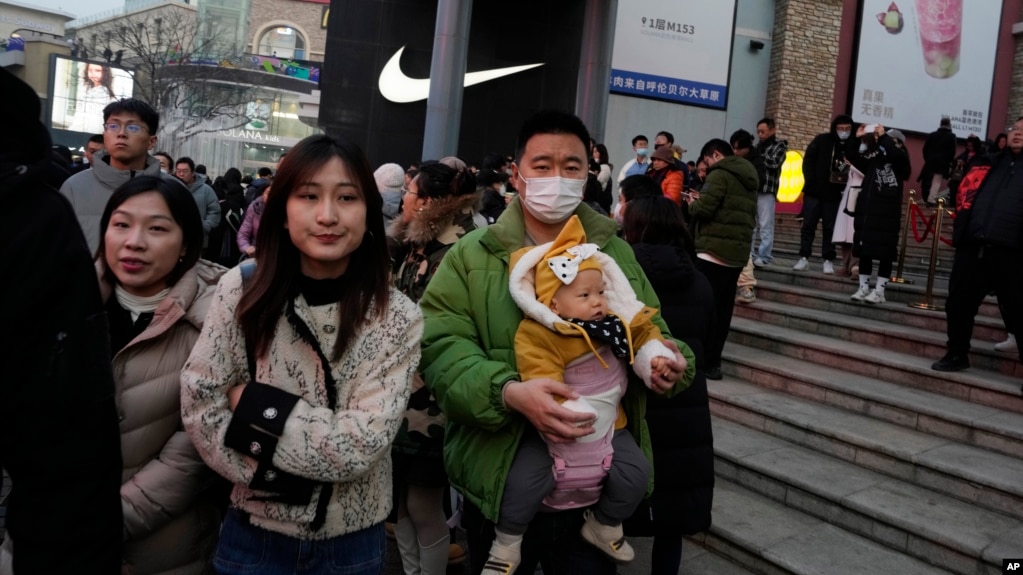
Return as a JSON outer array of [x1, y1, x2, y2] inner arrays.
[[891, 189, 915, 284], [909, 197, 945, 311]]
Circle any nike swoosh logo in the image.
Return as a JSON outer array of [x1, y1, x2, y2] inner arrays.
[[379, 46, 544, 104]]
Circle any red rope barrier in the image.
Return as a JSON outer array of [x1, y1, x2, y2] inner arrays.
[[907, 202, 953, 247]]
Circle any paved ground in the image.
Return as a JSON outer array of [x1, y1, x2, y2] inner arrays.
[[379, 532, 719, 574]]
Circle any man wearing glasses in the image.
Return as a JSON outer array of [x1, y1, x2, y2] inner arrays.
[[60, 98, 182, 253]]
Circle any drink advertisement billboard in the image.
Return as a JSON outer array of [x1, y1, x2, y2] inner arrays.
[[608, 0, 737, 110], [50, 55, 135, 135], [851, 0, 1003, 136]]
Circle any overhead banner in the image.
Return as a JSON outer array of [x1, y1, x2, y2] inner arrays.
[[851, 0, 1003, 136], [49, 55, 134, 135], [609, 0, 737, 110]]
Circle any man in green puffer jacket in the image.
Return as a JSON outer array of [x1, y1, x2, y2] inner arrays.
[[419, 111, 695, 575], [686, 138, 759, 381]]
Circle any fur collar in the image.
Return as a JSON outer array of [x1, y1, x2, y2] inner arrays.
[[509, 242, 646, 332], [388, 192, 481, 245]]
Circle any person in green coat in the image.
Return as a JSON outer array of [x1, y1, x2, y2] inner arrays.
[[686, 138, 759, 381], [418, 110, 696, 575]]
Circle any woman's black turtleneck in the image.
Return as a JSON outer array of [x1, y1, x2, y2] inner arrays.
[[295, 273, 349, 306]]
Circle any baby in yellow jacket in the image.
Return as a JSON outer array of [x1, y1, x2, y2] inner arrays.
[[482, 215, 676, 575]]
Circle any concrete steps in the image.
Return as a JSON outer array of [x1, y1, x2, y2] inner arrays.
[[690, 479, 955, 575], [720, 342, 1023, 458], [682, 215, 1022, 574], [712, 417, 1022, 575], [732, 299, 1021, 377], [727, 316, 1023, 412], [750, 280, 1006, 340], [750, 264, 1003, 319], [710, 375, 1023, 519]]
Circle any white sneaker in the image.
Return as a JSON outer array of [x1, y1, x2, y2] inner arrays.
[[481, 536, 522, 575], [753, 257, 768, 268], [822, 260, 835, 274], [864, 289, 886, 304], [580, 510, 635, 564], [793, 257, 808, 271], [994, 333, 1018, 353], [851, 286, 870, 301]]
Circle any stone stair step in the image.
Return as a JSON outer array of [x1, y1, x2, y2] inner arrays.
[[750, 280, 1007, 342], [713, 417, 1023, 575], [771, 244, 952, 278], [754, 257, 947, 294], [709, 376, 1023, 519], [693, 479, 954, 575], [747, 264, 1001, 318], [733, 299, 1020, 377], [721, 342, 1023, 458], [726, 317, 1023, 412], [768, 234, 953, 262]]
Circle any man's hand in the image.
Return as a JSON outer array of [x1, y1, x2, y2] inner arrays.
[[503, 379, 596, 444], [649, 340, 688, 395]]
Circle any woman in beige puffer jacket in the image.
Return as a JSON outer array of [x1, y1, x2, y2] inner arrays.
[[97, 175, 226, 574]]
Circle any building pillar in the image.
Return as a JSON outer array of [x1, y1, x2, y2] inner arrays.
[[764, 0, 844, 151], [574, 0, 617, 143], [422, 0, 473, 160]]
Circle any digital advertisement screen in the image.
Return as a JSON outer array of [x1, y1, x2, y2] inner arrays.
[[50, 55, 135, 135], [851, 0, 1003, 136], [608, 0, 737, 110]]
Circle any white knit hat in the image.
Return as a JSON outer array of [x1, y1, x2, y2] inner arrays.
[[374, 163, 405, 193]]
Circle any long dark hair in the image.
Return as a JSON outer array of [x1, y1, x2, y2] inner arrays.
[[622, 195, 695, 257], [97, 175, 204, 286], [236, 134, 390, 361], [83, 62, 116, 100]]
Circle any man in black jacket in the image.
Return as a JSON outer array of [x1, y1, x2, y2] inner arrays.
[[932, 117, 1023, 372], [0, 68, 123, 574], [795, 114, 854, 274], [919, 117, 958, 204]]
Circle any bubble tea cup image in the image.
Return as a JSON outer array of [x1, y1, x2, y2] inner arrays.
[[915, 0, 962, 79]]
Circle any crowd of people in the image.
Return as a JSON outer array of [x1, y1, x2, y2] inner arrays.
[[1, 61, 1020, 575]]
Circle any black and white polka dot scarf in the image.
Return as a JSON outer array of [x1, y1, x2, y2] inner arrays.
[[566, 314, 629, 359]]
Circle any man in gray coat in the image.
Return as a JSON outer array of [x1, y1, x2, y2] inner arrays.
[[60, 98, 184, 253], [174, 156, 222, 251]]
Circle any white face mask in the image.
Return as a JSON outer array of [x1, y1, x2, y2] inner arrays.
[[837, 130, 851, 141], [612, 202, 624, 226], [518, 173, 586, 224]]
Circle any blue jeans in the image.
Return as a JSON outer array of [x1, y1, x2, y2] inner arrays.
[[214, 509, 385, 575], [754, 193, 776, 263]]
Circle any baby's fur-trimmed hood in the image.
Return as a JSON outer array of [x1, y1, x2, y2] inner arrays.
[[509, 241, 647, 331]]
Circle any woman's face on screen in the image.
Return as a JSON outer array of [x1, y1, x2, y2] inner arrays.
[[87, 64, 104, 86]]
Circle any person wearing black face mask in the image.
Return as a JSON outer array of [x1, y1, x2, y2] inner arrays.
[[795, 114, 856, 274]]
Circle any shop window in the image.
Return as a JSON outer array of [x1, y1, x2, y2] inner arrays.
[[258, 26, 306, 60]]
